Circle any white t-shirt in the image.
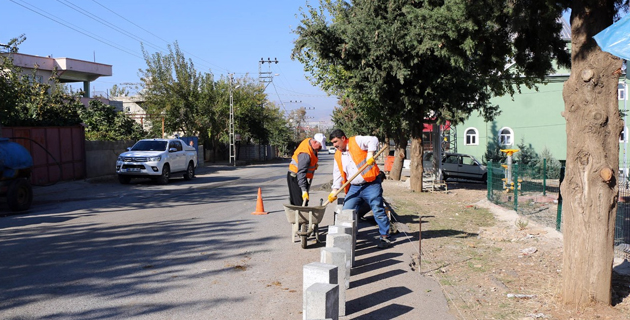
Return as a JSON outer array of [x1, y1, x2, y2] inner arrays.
[[332, 135, 379, 189]]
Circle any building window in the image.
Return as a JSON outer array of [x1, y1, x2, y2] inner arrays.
[[619, 83, 627, 101], [499, 127, 514, 146], [622, 126, 628, 143], [464, 127, 479, 146]]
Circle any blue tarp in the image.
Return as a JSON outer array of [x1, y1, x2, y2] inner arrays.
[[594, 15, 630, 60]]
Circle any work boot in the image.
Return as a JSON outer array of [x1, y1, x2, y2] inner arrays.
[[378, 236, 391, 249]]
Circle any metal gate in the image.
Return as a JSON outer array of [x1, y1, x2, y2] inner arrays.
[[1, 126, 86, 185]]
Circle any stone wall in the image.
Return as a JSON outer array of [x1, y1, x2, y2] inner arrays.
[[85, 140, 134, 179]]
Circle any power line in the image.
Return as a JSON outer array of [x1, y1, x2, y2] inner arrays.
[[271, 81, 287, 114], [273, 83, 335, 98], [91, 0, 170, 44], [90, 0, 228, 73], [58, 0, 221, 73], [8, 0, 143, 59], [55, 0, 166, 54]]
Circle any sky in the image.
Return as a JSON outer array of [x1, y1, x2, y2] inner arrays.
[[2, 0, 339, 125]]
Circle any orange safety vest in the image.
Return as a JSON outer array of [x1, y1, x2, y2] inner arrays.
[[289, 138, 319, 179], [335, 136, 380, 193]]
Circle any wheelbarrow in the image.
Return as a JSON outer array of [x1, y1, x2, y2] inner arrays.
[[283, 145, 390, 249], [283, 203, 327, 248]]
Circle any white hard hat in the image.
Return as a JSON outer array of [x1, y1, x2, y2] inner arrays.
[[313, 133, 326, 148]]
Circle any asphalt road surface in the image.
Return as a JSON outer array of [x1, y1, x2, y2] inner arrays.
[[1, 153, 454, 320]]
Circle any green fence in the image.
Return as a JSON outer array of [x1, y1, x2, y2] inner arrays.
[[616, 172, 630, 245], [487, 160, 561, 230], [488, 161, 630, 242]]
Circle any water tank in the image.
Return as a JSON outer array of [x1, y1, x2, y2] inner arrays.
[[0, 138, 33, 180]]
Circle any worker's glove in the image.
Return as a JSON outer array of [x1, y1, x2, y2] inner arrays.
[[366, 151, 375, 165], [302, 191, 309, 201], [328, 191, 337, 203]]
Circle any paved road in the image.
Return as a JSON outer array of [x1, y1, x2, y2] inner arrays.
[[0, 154, 454, 319]]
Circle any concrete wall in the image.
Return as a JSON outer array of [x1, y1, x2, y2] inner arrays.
[[85, 140, 135, 179], [238, 144, 278, 162]]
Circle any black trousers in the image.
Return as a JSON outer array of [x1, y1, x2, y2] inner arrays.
[[287, 172, 308, 206]]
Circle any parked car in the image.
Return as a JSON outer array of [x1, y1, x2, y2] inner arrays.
[[116, 138, 198, 185], [328, 146, 336, 154], [423, 151, 493, 182]]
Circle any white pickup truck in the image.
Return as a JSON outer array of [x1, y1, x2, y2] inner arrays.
[[116, 138, 198, 185]]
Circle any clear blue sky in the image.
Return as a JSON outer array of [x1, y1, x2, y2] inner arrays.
[[3, 0, 339, 124]]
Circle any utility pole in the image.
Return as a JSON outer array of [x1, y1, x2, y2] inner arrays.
[[258, 58, 278, 89], [229, 74, 239, 166], [258, 58, 278, 161]]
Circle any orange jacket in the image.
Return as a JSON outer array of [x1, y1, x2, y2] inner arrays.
[[335, 136, 380, 193], [289, 138, 318, 179]]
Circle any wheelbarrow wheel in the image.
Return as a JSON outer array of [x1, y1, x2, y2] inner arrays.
[[300, 224, 308, 249]]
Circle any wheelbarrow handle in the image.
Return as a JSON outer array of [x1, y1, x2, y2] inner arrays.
[[322, 144, 389, 206]]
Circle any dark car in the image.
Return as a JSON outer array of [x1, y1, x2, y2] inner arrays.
[[423, 152, 492, 182]]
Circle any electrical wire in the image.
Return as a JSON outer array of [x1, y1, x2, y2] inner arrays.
[[8, 0, 144, 59], [55, 0, 166, 54], [271, 81, 288, 114], [90, 0, 228, 73], [273, 83, 334, 98]]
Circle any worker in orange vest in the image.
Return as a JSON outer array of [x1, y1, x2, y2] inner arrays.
[[327, 129, 391, 249], [287, 133, 326, 206]]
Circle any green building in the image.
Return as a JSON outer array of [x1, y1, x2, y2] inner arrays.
[[454, 20, 630, 176], [455, 71, 569, 162]]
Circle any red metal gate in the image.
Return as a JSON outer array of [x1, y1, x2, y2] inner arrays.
[[2, 126, 85, 185]]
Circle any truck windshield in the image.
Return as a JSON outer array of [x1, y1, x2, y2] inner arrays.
[[131, 141, 167, 151]]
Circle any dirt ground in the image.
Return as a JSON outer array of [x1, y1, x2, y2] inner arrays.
[[381, 178, 630, 320]]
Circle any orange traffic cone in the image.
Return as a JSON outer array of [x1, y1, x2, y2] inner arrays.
[[251, 187, 268, 215]]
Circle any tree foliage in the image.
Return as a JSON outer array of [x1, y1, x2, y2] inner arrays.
[[330, 97, 382, 137], [0, 35, 83, 127], [109, 84, 130, 97], [79, 100, 146, 141], [139, 41, 289, 159], [292, 0, 570, 191], [140, 42, 209, 138]]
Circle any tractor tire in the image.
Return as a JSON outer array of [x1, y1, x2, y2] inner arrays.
[[7, 178, 33, 212]]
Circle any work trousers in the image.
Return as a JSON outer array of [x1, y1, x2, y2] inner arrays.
[[287, 172, 308, 206], [342, 177, 389, 236]]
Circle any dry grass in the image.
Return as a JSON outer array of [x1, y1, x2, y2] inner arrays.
[[383, 178, 630, 320]]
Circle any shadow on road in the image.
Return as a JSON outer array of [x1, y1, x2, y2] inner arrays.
[[0, 215, 280, 318]]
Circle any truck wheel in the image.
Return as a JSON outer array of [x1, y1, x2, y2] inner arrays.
[[118, 175, 131, 184], [156, 164, 170, 185], [7, 178, 33, 212], [183, 162, 195, 180]]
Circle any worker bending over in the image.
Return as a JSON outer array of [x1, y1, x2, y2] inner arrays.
[[287, 133, 326, 206], [327, 129, 391, 249]]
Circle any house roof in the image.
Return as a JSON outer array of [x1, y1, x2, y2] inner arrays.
[[1, 52, 112, 82]]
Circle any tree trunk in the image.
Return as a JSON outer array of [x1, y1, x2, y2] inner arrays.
[[390, 138, 408, 181], [561, 3, 623, 306], [409, 123, 424, 192]]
